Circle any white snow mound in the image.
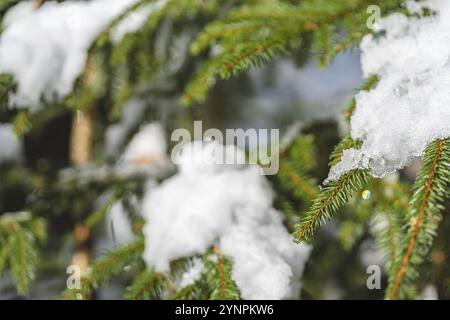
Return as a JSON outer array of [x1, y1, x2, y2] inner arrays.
[[0, 0, 147, 111], [142, 141, 311, 299], [327, 0, 450, 182]]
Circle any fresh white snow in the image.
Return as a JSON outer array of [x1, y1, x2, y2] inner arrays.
[[0, 0, 141, 111], [176, 258, 205, 290], [111, 0, 168, 43], [327, 0, 450, 182], [142, 141, 311, 299]]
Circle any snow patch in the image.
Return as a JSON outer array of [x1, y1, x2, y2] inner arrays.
[[0, 124, 21, 163], [0, 0, 140, 111], [117, 122, 174, 177], [327, 0, 450, 182], [142, 141, 311, 299], [111, 0, 168, 43]]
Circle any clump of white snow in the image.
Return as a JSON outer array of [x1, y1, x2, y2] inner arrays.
[[117, 122, 174, 176], [220, 213, 310, 299], [0, 124, 21, 163], [142, 141, 311, 299], [98, 121, 172, 251], [0, 0, 141, 111], [327, 0, 450, 182], [172, 140, 247, 173]]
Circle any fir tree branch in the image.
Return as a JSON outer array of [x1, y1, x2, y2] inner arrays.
[[214, 246, 227, 299], [370, 179, 409, 273], [328, 135, 362, 167], [183, 32, 298, 105], [123, 270, 167, 300], [371, 210, 402, 271], [83, 188, 126, 229], [338, 219, 366, 251], [294, 168, 369, 243], [386, 139, 450, 299], [13, 111, 31, 137], [272, 134, 319, 225], [183, 0, 405, 105], [173, 283, 196, 300], [0, 237, 8, 274], [0, 73, 15, 111], [337, 182, 375, 251]]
